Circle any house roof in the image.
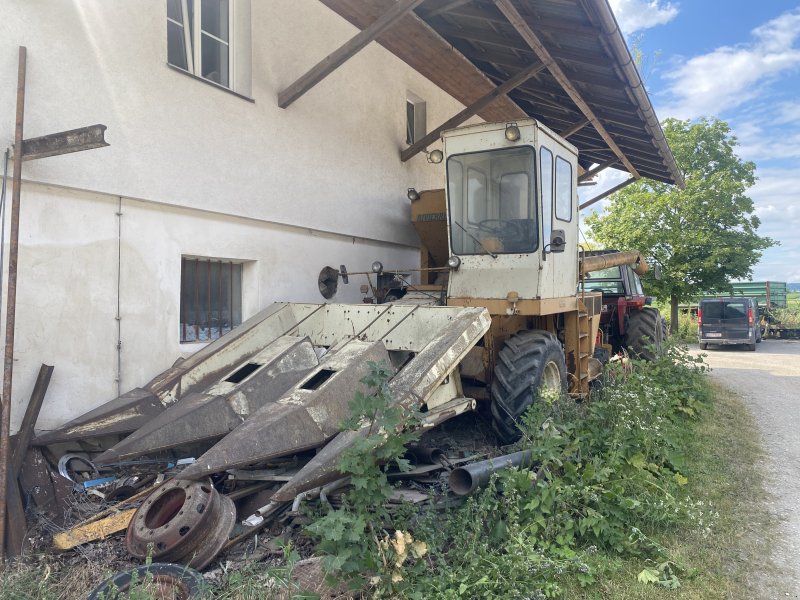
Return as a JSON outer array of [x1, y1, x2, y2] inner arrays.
[[320, 0, 683, 187]]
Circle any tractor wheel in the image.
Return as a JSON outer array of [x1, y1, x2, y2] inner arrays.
[[625, 307, 664, 361], [490, 330, 567, 445]]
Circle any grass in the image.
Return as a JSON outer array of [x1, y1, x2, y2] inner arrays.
[[559, 381, 777, 599]]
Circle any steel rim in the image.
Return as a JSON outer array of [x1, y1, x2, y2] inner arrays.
[[541, 360, 561, 390]]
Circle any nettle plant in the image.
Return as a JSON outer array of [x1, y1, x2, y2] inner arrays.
[[306, 361, 427, 595]]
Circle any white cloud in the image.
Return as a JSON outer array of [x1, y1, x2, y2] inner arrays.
[[607, 0, 679, 35], [746, 168, 800, 281], [658, 9, 800, 119]]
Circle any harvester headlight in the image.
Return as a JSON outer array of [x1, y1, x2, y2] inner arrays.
[[371, 261, 384, 274], [447, 255, 461, 270], [427, 149, 444, 164], [407, 188, 420, 201], [504, 123, 521, 142]]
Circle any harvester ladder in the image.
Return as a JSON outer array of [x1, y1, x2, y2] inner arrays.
[[566, 299, 592, 396]]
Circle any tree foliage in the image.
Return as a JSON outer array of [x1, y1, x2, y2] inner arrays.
[[586, 118, 775, 309]]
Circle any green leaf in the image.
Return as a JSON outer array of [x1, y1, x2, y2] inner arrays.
[[673, 472, 689, 486], [637, 568, 661, 584]]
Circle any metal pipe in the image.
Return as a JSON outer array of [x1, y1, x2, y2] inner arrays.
[[448, 450, 534, 496], [0, 46, 27, 564], [580, 250, 648, 276], [405, 445, 445, 465]]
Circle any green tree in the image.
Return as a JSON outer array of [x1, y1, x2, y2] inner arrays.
[[585, 117, 776, 331]]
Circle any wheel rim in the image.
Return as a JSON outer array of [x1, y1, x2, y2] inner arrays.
[[541, 360, 561, 390]]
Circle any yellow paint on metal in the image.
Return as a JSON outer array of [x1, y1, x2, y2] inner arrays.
[[52, 508, 137, 550]]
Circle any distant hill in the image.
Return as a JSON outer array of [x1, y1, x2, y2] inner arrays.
[[788, 283, 800, 292]]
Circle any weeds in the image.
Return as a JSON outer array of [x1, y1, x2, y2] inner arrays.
[[311, 342, 720, 597]]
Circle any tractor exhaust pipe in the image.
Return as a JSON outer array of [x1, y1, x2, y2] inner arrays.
[[580, 250, 649, 277]]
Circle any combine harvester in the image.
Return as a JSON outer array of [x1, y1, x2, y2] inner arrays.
[[37, 119, 668, 505]]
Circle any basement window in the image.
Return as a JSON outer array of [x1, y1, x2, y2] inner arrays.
[[167, 0, 252, 96], [180, 257, 243, 342]]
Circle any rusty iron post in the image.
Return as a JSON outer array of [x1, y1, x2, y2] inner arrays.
[[0, 46, 27, 564]]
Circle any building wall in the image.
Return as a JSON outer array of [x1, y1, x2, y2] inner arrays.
[[0, 1, 473, 433]]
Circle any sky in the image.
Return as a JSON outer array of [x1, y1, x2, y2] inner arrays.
[[578, 1, 800, 283]]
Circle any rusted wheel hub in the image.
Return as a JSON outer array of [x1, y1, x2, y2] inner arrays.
[[127, 478, 235, 568]]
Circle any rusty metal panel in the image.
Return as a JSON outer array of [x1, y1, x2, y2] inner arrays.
[[179, 339, 393, 479], [34, 303, 323, 444], [95, 336, 319, 464]]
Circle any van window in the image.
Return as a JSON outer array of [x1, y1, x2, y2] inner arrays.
[[701, 300, 748, 322]]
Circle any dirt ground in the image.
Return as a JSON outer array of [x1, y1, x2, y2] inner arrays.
[[693, 339, 800, 598]]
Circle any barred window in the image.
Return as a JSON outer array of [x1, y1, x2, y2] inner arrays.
[[180, 257, 242, 342]]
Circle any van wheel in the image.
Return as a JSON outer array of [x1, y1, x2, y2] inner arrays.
[[490, 330, 566, 445], [626, 307, 664, 361], [699, 343, 708, 350]]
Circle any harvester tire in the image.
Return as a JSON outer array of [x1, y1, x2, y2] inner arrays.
[[626, 307, 664, 361], [490, 330, 567, 445]]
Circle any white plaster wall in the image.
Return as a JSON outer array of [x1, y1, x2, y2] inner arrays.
[[14, 183, 419, 433], [0, 0, 461, 247], [0, 1, 478, 432]]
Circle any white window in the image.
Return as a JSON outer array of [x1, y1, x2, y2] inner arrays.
[[555, 156, 573, 222], [180, 257, 243, 342], [406, 92, 427, 144], [167, 0, 252, 95]]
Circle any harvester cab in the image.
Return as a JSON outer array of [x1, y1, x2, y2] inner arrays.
[[442, 119, 579, 307]]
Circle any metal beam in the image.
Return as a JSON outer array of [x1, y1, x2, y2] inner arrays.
[[494, 0, 640, 179], [14, 124, 108, 162], [278, 0, 426, 109], [401, 62, 546, 161], [578, 157, 617, 182], [0, 46, 26, 565], [559, 118, 590, 139], [579, 176, 637, 210]]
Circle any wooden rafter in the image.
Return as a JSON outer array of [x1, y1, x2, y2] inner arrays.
[[494, 0, 640, 179], [401, 61, 546, 162], [278, 0, 426, 109], [559, 118, 590, 139], [578, 157, 617, 182], [579, 177, 636, 210]]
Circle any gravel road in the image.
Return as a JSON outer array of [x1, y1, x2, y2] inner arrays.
[[695, 339, 800, 598]]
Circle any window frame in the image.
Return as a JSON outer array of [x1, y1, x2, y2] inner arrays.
[[446, 146, 538, 255], [180, 256, 244, 343], [406, 92, 427, 144], [554, 155, 573, 222], [167, 0, 253, 98]]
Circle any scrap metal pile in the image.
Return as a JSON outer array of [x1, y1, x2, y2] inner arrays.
[[17, 302, 537, 590]]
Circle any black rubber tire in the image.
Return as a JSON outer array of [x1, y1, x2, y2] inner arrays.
[[490, 330, 567, 444], [625, 307, 664, 361], [660, 316, 668, 340], [88, 563, 207, 600], [699, 342, 708, 350]]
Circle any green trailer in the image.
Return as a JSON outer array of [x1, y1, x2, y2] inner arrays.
[[726, 281, 788, 308]]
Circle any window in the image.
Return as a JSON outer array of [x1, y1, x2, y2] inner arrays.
[[540, 147, 553, 245], [180, 257, 243, 342], [406, 93, 427, 144], [555, 156, 573, 222], [167, 0, 252, 94], [447, 146, 537, 255]]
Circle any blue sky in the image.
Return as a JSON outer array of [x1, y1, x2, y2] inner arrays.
[[579, 1, 800, 283]]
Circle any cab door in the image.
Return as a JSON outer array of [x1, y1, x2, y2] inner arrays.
[[538, 140, 578, 299]]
